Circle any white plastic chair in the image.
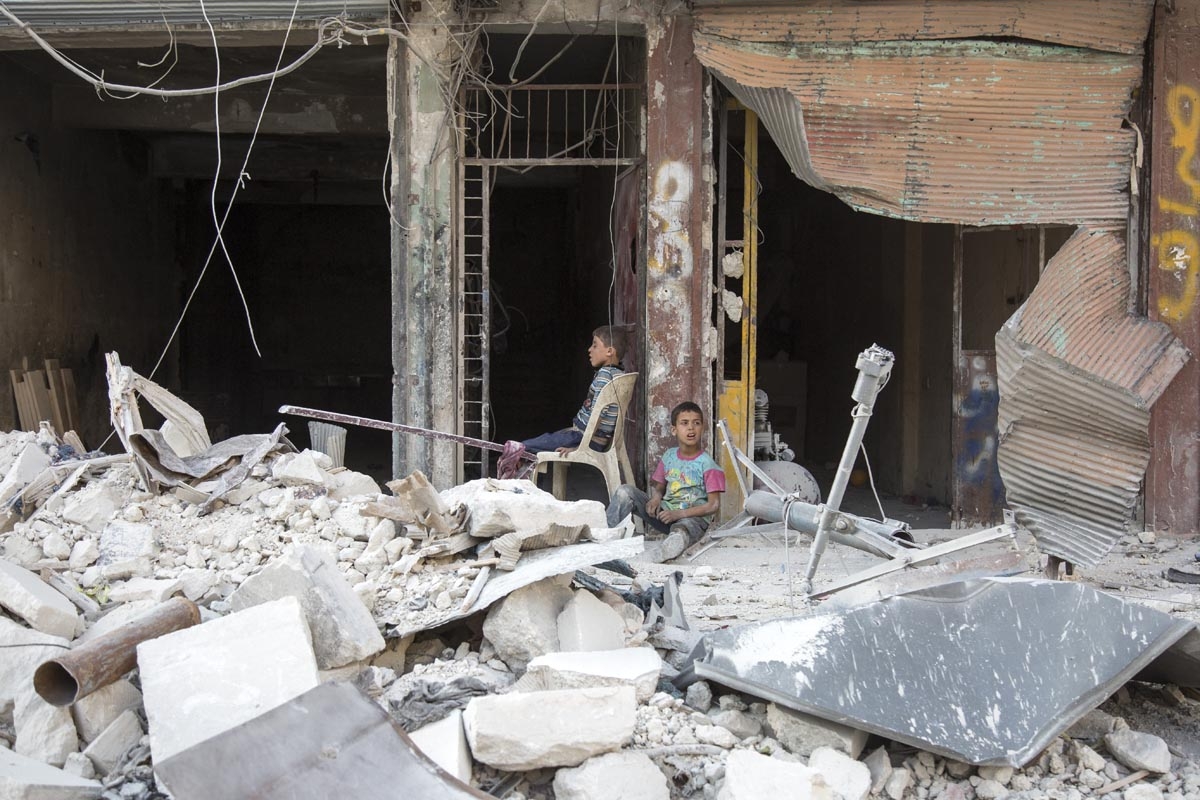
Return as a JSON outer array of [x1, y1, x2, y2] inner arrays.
[[534, 372, 638, 501]]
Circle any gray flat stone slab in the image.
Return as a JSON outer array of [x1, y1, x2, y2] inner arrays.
[[0, 558, 79, 638], [0, 747, 101, 800]]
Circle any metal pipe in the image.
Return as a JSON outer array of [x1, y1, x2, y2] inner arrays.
[[744, 490, 905, 560], [33, 596, 201, 706]]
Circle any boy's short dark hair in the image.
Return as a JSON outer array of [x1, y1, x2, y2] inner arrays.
[[671, 401, 703, 425], [593, 326, 625, 359]]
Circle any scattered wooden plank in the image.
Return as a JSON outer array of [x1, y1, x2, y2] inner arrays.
[[61, 367, 80, 432], [24, 369, 54, 428], [1095, 770, 1149, 795], [43, 359, 66, 436], [63, 430, 86, 454], [9, 369, 34, 430]]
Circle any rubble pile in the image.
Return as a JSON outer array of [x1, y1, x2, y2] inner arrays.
[[2, 425, 1200, 800]]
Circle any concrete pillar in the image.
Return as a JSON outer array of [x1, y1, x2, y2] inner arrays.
[[1147, 0, 1200, 535], [644, 15, 714, 452], [389, 10, 458, 487]]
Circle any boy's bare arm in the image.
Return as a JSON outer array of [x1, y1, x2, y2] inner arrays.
[[657, 492, 721, 523], [645, 481, 666, 515]]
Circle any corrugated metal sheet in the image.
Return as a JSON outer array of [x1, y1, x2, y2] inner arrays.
[[0, 1, 386, 29], [996, 229, 1190, 568], [694, 0, 1153, 55], [695, 35, 1144, 225]]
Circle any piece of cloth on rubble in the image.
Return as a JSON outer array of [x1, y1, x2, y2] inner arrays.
[[496, 440, 530, 479], [388, 676, 493, 731]]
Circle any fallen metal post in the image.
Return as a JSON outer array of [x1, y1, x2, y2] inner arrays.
[[744, 490, 909, 560], [34, 596, 200, 706], [278, 405, 534, 460]]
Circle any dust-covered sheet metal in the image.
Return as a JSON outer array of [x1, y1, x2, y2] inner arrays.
[[682, 578, 1200, 767], [692, 1, 1150, 225], [996, 229, 1190, 567], [155, 682, 490, 800]]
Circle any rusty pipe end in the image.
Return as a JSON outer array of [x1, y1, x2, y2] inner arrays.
[[33, 659, 80, 707]]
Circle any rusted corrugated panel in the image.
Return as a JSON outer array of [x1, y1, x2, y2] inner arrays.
[[694, 0, 1153, 55], [696, 36, 1143, 225], [996, 229, 1190, 568]]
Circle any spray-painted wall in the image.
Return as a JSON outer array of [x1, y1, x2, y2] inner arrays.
[[0, 56, 177, 446]]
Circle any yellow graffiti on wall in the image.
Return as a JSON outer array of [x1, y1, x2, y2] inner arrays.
[[1154, 85, 1200, 323]]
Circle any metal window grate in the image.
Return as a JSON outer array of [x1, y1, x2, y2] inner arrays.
[[458, 162, 491, 479]]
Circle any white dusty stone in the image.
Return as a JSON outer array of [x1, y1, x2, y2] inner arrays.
[[0, 747, 102, 800], [1067, 709, 1119, 740], [809, 746, 871, 800], [409, 709, 472, 784], [82, 709, 142, 775], [520, 648, 662, 702], [557, 590, 626, 653], [328, 470, 380, 501], [711, 709, 762, 740], [15, 689, 79, 767], [331, 503, 375, 541], [766, 703, 868, 758], [440, 479, 606, 537], [884, 767, 912, 800], [41, 532, 71, 561], [696, 725, 739, 748], [1105, 731, 1172, 774], [717, 749, 833, 800], [481, 576, 574, 672], [272, 451, 326, 486], [71, 679, 143, 743], [175, 569, 217, 602], [1123, 784, 1165, 800], [229, 545, 384, 669], [62, 752, 97, 780], [463, 686, 636, 770], [98, 521, 158, 578], [553, 752, 670, 800], [76, 600, 156, 645], [106, 577, 180, 605], [685, 681, 713, 712], [68, 539, 99, 570], [137, 596, 319, 764], [0, 558, 79, 638], [978, 765, 1014, 785], [0, 617, 69, 714], [0, 444, 51, 512], [62, 482, 127, 534], [864, 746, 893, 794]]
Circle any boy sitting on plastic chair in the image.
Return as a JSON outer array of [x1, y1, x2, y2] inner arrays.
[[606, 401, 724, 562]]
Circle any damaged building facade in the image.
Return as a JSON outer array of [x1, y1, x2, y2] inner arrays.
[[2, 0, 1199, 550]]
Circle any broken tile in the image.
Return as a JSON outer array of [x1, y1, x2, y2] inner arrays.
[[82, 708, 142, 775], [809, 746, 871, 800], [137, 595, 319, 764], [519, 648, 662, 702], [229, 545, 384, 669], [717, 749, 833, 800], [408, 709, 472, 783], [765, 703, 868, 759], [1104, 730, 1172, 774], [71, 679, 143, 743], [557, 590, 626, 653], [481, 576, 574, 672], [463, 686, 636, 770], [0, 747, 101, 800], [553, 751, 670, 800], [0, 557, 79, 638]]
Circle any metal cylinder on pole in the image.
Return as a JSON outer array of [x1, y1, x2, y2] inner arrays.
[[33, 596, 201, 706]]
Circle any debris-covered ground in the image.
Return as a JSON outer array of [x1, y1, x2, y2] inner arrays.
[[2, 422, 1199, 800]]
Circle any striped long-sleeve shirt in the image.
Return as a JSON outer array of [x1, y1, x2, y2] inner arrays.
[[573, 365, 624, 444]]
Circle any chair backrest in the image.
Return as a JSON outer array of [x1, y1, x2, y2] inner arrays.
[[579, 372, 638, 451]]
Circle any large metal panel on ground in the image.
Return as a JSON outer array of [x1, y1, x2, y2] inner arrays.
[[683, 577, 1200, 767]]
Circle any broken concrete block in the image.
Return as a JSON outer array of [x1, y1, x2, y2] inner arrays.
[[766, 702, 868, 758], [481, 576, 574, 672], [409, 709, 472, 784], [229, 545, 384, 669], [463, 686, 636, 770], [0, 617, 69, 715], [62, 482, 127, 534], [68, 539, 99, 570], [977, 765, 1014, 785], [137, 595, 319, 764], [62, 751, 97, 780], [15, 688, 79, 767], [717, 749, 833, 800], [1104, 730, 1172, 774], [809, 746, 871, 800], [175, 568, 217, 602], [520, 648, 662, 702], [76, 599, 156, 645], [711, 709, 762, 740], [696, 725, 739, 748], [686, 681, 713, 712], [106, 577, 181, 605], [98, 521, 157, 579], [884, 767, 912, 800], [553, 751, 670, 800], [328, 469, 380, 501], [864, 746, 893, 794], [42, 531, 71, 561], [1066, 709, 1120, 740], [0, 443, 51, 522], [82, 708, 142, 775], [0, 557, 79, 638], [1124, 784, 1165, 800], [331, 502, 376, 541], [0, 747, 102, 800], [557, 590, 626, 653], [71, 679, 143, 743], [440, 479, 606, 538], [272, 451, 326, 486]]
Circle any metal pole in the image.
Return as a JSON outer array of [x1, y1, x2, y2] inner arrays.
[[34, 596, 200, 706]]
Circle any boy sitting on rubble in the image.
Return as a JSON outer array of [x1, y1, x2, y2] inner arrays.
[[517, 326, 626, 455], [606, 401, 724, 562]]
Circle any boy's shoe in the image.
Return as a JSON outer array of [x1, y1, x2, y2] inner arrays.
[[644, 531, 688, 563]]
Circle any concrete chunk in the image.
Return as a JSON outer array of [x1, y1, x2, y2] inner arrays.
[[272, 451, 327, 486], [481, 576, 574, 672], [463, 686, 636, 770], [15, 688, 79, 767], [711, 709, 762, 740], [717, 749, 833, 800], [0, 617, 69, 715], [809, 746, 872, 800], [520, 648, 662, 702], [97, 521, 157, 579], [0, 747, 101, 800], [82, 709, 142, 776], [1104, 730, 1172, 774], [106, 577, 181, 605], [76, 600, 155, 645], [553, 752, 670, 800], [409, 709, 472, 784], [557, 590, 626, 653], [62, 482, 127, 534], [71, 679, 143, 743], [229, 546, 384, 669], [766, 702, 869, 758], [0, 558, 79, 638], [137, 596, 319, 764]]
